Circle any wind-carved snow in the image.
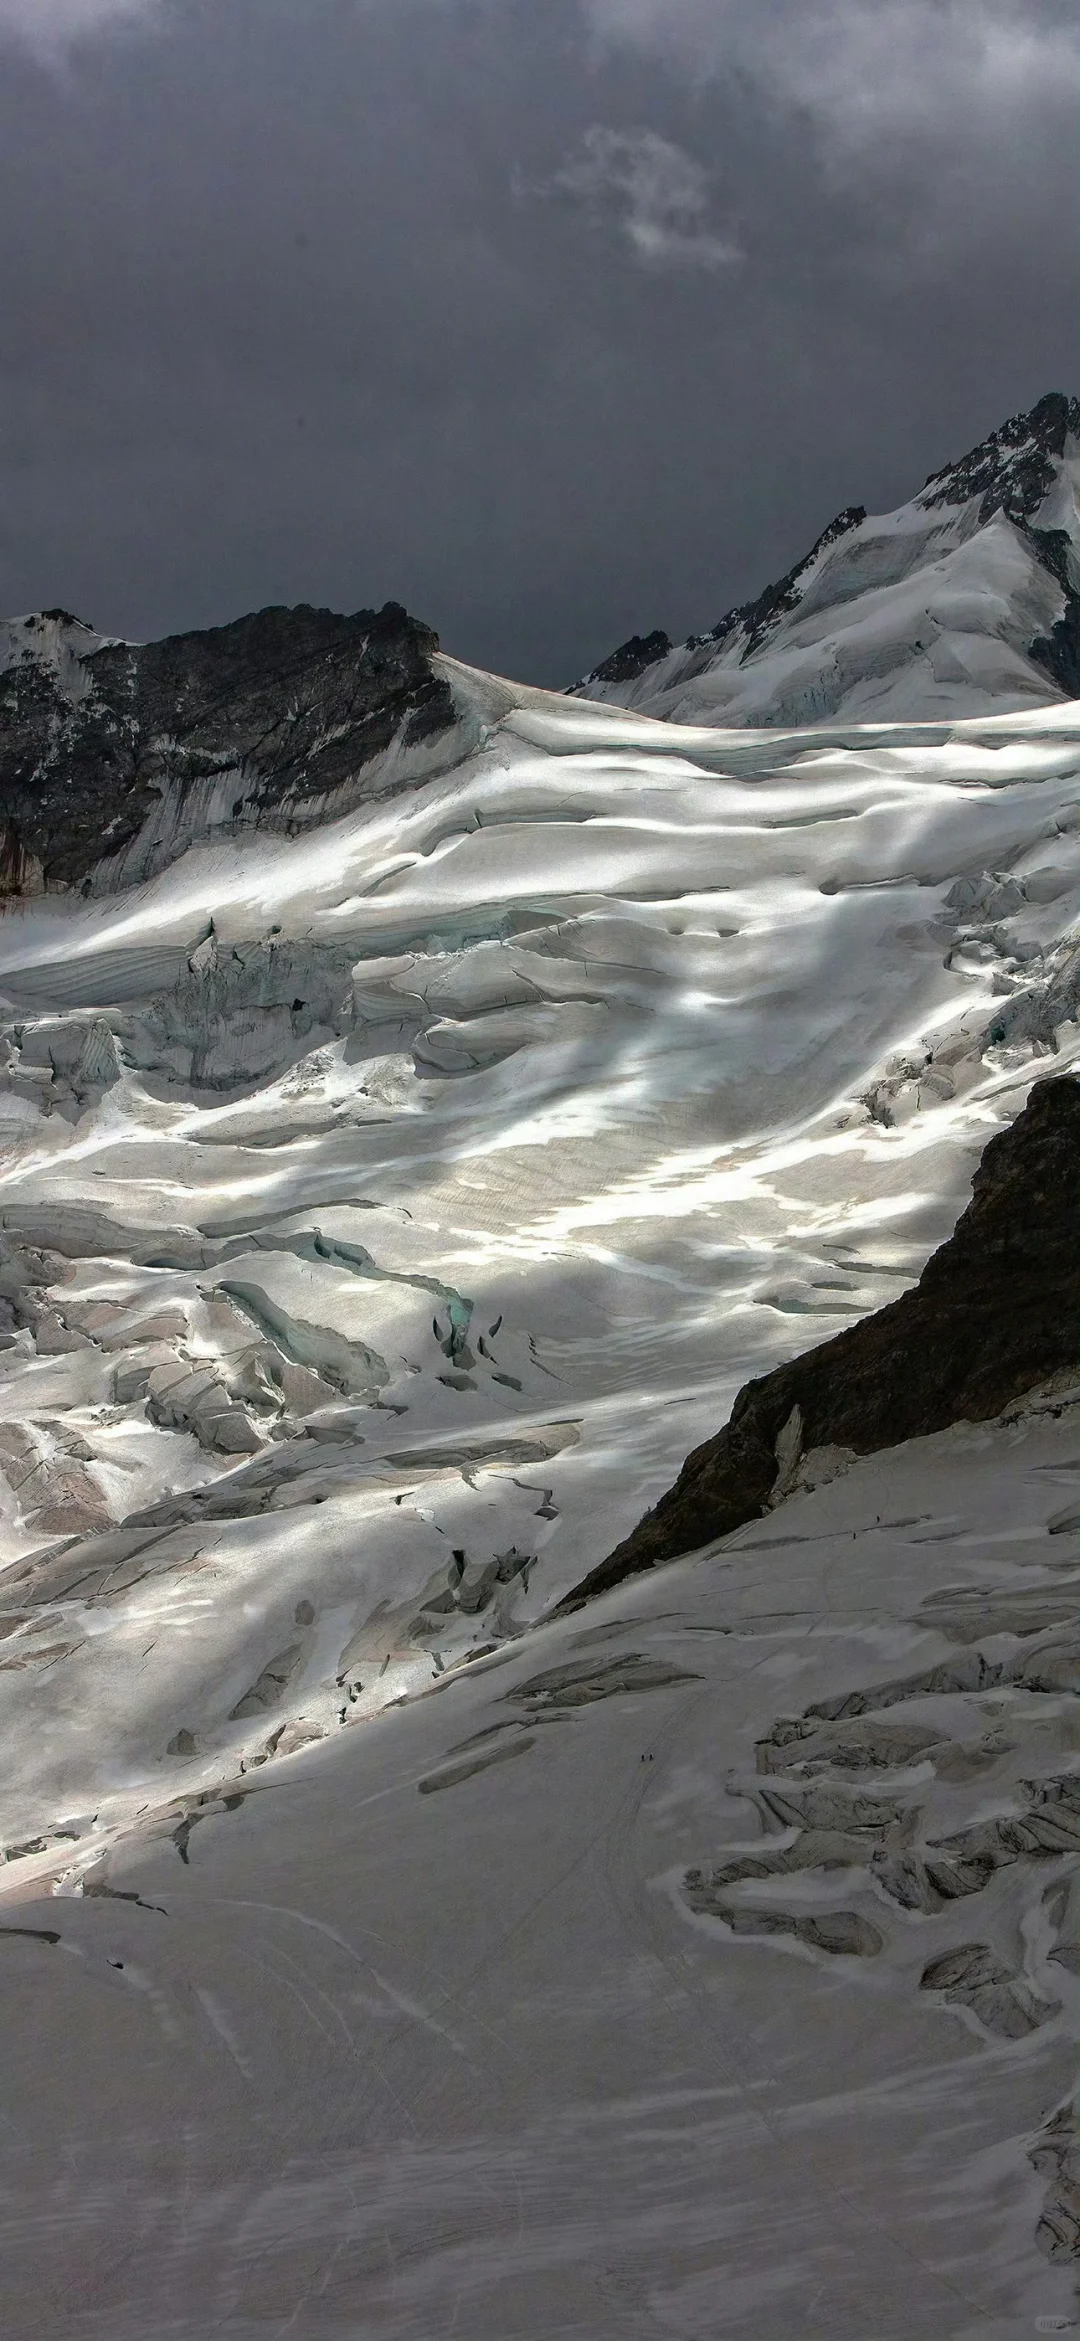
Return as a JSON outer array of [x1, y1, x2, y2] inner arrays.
[[0, 667, 1076, 1858]]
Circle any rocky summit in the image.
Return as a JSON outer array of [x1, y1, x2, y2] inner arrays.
[[0, 599, 454, 897]]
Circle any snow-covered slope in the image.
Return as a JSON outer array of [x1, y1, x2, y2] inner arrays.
[[572, 391, 1080, 728], [1, 1390, 1077, 2337]]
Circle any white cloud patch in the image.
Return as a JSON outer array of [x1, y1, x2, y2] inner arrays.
[[0, 0, 161, 59], [581, 0, 1079, 158], [534, 126, 742, 270]]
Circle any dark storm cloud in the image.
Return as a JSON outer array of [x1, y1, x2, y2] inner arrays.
[[0, 0, 1076, 683]]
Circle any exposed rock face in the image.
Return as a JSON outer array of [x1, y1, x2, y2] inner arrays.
[[1027, 523, 1080, 696], [689, 506, 868, 662], [559, 1075, 1080, 1608], [585, 628, 672, 689], [0, 600, 454, 896]]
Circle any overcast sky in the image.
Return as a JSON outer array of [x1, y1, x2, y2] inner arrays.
[[1, 0, 1076, 684]]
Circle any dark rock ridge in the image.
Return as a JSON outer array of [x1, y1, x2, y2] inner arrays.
[[557, 1075, 1080, 1610], [586, 628, 673, 690], [572, 391, 1079, 700], [0, 600, 454, 896]]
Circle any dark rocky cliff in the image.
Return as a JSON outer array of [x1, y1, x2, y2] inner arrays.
[[0, 599, 454, 896], [559, 1074, 1080, 1609]]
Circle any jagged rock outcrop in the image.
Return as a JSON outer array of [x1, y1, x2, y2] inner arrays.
[[585, 627, 673, 689], [0, 599, 454, 896], [559, 1075, 1080, 1608]]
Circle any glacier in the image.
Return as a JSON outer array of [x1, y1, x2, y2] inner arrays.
[[0, 395, 1077, 2338], [0, 668, 1076, 1854]]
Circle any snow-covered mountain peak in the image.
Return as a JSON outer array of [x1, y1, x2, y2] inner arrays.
[[572, 390, 1080, 728], [0, 608, 120, 692]]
